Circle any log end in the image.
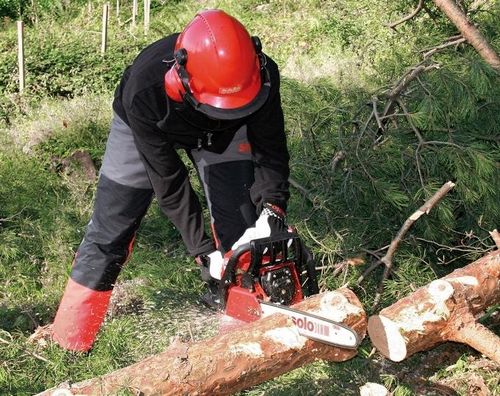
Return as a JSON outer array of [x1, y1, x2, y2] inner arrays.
[[367, 315, 407, 362]]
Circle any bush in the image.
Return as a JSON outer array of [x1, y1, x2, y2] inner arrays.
[[0, 18, 149, 99]]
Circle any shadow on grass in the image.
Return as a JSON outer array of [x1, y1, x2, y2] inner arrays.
[[0, 302, 54, 334], [242, 342, 473, 396]]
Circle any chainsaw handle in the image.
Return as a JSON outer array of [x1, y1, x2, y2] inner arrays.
[[223, 242, 252, 284], [223, 232, 301, 285], [219, 242, 252, 308]]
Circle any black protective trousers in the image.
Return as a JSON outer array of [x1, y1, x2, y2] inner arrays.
[[52, 114, 257, 351]]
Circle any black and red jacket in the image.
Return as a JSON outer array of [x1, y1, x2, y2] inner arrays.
[[112, 34, 290, 256]]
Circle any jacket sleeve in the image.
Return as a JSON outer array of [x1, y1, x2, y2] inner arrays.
[[247, 67, 290, 214], [125, 97, 215, 257]]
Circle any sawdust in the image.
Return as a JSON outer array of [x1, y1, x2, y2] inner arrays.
[[127, 294, 221, 348], [107, 278, 149, 319], [107, 280, 221, 348], [27, 324, 53, 348]]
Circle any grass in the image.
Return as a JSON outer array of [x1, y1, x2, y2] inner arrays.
[[1, 0, 499, 394]]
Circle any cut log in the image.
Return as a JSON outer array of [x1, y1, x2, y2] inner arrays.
[[368, 250, 500, 363], [39, 288, 366, 396]]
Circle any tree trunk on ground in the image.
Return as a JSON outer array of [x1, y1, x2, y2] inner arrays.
[[432, 0, 500, 70], [39, 288, 367, 396], [368, 250, 500, 363]]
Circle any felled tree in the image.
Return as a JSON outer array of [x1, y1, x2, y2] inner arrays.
[[368, 250, 500, 363], [38, 289, 367, 396], [286, 1, 499, 289]]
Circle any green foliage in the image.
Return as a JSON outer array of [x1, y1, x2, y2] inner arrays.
[[0, 19, 149, 114], [0, 136, 69, 337], [286, 48, 499, 258], [0, 0, 27, 19]]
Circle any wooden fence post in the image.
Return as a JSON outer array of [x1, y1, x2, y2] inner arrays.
[[143, 0, 150, 35], [101, 3, 109, 54], [17, 20, 25, 93], [132, 0, 138, 28], [31, 0, 38, 24]]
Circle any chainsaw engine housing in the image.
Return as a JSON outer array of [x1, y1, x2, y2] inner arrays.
[[221, 233, 307, 322]]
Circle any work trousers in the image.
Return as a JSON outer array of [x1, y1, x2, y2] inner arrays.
[[52, 114, 257, 351]]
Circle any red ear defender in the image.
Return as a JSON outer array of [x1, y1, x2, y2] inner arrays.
[[164, 64, 185, 103]]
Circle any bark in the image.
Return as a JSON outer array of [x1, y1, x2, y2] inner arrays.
[[368, 250, 500, 363], [446, 310, 500, 362], [432, 0, 500, 70], [39, 288, 367, 396]]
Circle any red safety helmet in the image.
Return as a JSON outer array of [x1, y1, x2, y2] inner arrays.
[[164, 9, 270, 120]]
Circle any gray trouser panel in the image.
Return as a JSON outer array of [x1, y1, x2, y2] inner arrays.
[[100, 114, 152, 189], [71, 174, 153, 290]]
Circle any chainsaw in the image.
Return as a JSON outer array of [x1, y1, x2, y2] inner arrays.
[[218, 232, 360, 349]]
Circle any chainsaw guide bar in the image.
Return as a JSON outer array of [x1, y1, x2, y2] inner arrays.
[[259, 301, 360, 349]]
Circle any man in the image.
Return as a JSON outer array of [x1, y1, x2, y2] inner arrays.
[[52, 9, 291, 351]]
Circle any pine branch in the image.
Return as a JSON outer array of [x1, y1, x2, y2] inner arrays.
[[386, 0, 425, 30], [422, 36, 467, 59], [288, 176, 316, 205], [358, 181, 456, 309], [372, 98, 384, 131], [355, 108, 378, 184], [376, 63, 439, 135], [330, 150, 346, 173], [387, 63, 440, 101], [373, 24, 493, 139]]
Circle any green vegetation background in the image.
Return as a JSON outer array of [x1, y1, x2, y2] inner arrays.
[[0, 0, 498, 394]]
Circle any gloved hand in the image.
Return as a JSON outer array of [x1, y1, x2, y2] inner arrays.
[[231, 203, 287, 251], [196, 250, 226, 281]]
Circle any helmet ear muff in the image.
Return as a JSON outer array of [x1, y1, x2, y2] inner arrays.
[[165, 48, 190, 103], [164, 64, 185, 103], [251, 36, 267, 71]]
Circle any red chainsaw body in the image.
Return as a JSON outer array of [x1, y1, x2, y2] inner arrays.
[[217, 235, 359, 350], [223, 247, 304, 322]]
